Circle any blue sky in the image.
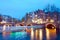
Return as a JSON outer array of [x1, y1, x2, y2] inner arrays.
[[0, 0, 60, 19]]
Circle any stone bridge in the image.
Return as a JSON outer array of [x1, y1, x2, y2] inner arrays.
[[45, 22, 57, 28]]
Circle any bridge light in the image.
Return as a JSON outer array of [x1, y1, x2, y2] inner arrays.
[[50, 19, 54, 23], [52, 27, 54, 29]]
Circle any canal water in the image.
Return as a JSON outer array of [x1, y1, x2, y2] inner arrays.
[[0, 28, 60, 40]]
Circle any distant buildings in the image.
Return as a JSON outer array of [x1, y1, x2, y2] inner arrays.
[[0, 14, 21, 26], [22, 5, 60, 25], [0, 5, 60, 26]]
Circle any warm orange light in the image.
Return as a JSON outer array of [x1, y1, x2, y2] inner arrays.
[[35, 30, 38, 40], [37, 19, 43, 24], [50, 19, 54, 23], [46, 28, 50, 40], [39, 29, 43, 40], [31, 28, 34, 40]]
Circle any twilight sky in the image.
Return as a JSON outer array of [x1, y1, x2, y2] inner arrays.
[[0, 0, 60, 19]]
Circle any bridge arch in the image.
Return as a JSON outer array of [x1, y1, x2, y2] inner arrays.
[[16, 23, 24, 26], [27, 24, 32, 26], [45, 23, 56, 29]]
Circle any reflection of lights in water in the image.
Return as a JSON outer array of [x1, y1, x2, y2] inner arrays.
[[39, 29, 43, 40], [31, 28, 34, 40], [15, 32, 27, 38], [2, 32, 10, 37], [46, 28, 50, 40], [46, 28, 56, 40], [3, 32, 6, 37], [3, 25, 6, 31], [49, 29, 56, 40], [10, 32, 27, 39], [35, 30, 38, 40]]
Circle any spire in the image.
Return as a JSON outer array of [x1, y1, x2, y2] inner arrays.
[[44, 4, 60, 12]]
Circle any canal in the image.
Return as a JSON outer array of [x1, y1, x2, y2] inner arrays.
[[0, 27, 60, 40]]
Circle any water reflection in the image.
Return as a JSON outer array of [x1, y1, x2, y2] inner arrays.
[[1, 28, 57, 40], [31, 28, 43, 40], [39, 29, 43, 40], [46, 28, 50, 40], [3, 32, 10, 37], [2, 32, 27, 40], [31, 28, 56, 40], [2, 32, 11, 40], [46, 28, 56, 40], [31, 28, 34, 40], [35, 30, 39, 40]]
